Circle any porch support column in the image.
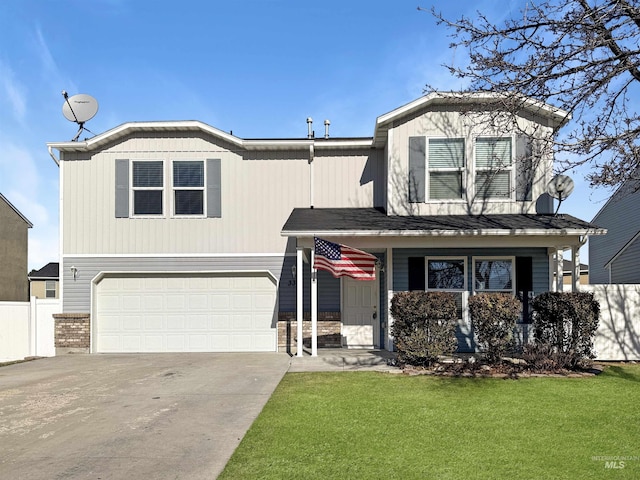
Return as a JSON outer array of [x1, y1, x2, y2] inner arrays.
[[310, 246, 318, 357], [556, 248, 564, 292], [386, 247, 394, 351], [296, 246, 304, 357], [548, 248, 556, 292], [571, 245, 580, 292]]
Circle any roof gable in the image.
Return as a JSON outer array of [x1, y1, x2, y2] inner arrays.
[[372, 92, 571, 148], [28, 262, 59, 279]]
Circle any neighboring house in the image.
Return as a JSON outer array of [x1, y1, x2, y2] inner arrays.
[[0, 193, 32, 301], [28, 262, 60, 299], [47, 92, 604, 355], [560, 260, 588, 290], [589, 180, 640, 284]]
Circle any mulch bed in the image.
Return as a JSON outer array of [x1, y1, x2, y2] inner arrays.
[[401, 360, 605, 379]]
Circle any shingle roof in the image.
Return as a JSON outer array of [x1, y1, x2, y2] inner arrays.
[[28, 262, 59, 279], [282, 208, 605, 236]]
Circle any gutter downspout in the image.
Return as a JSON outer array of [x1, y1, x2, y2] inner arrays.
[[309, 143, 314, 208], [48, 145, 60, 166]]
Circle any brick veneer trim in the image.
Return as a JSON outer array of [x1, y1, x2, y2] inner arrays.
[[54, 313, 91, 350]]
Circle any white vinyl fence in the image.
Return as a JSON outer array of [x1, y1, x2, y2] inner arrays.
[[586, 284, 640, 361], [0, 298, 60, 362]]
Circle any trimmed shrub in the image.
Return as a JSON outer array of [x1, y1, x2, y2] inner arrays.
[[390, 291, 458, 367], [468, 293, 522, 364], [522, 342, 574, 372], [531, 291, 600, 369]]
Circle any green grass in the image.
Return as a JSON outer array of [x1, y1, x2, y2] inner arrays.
[[219, 364, 640, 480]]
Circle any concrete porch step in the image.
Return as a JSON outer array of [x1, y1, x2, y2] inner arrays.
[[288, 348, 399, 372]]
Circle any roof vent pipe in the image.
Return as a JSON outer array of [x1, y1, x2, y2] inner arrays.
[[306, 117, 314, 139], [324, 119, 330, 139]]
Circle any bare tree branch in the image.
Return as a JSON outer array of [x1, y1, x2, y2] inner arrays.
[[427, 0, 640, 191]]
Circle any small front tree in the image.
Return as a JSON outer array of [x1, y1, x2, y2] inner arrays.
[[390, 291, 458, 367]]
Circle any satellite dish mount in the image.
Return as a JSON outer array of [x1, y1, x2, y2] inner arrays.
[[62, 91, 99, 141], [546, 174, 575, 216]]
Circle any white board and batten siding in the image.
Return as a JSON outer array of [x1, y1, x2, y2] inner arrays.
[[61, 136, 380, 257]]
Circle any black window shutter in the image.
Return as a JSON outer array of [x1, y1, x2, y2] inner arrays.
[[408, 257, 426, 291]]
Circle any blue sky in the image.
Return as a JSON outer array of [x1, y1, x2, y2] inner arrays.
[[0, 0, 613, 269]]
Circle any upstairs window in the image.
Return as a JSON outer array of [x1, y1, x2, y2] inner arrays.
[[115, 158, 221, 219], [132, 161, 164, 215], [45, 280, 56, 298], [173, 161, 204, 215], [428, 138, 465, 200], [475, 137, 513, 199]]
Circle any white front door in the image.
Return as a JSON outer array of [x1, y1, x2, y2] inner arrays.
[[342, 276, 379, 348]]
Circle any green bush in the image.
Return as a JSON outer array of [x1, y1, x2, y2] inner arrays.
[[390, 291, 458, 367], [468, 293, 522, 364], [531, 291, 600, 369]]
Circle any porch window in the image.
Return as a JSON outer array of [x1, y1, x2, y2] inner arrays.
[[173, 161, 204, 216], [132, 161, 164, 215], [475, 137, 513, 199], [428, 138, 465, 200], [473, 257, 515, 295], [426, 257, 467, 319]]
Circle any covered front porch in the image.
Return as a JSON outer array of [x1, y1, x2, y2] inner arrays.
[[281, 208, 605, 357]]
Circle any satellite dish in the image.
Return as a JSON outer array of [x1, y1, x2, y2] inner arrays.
[[61, 91, 99, 141], [547, 174, 575, 200], [547, 174, 575, 215]]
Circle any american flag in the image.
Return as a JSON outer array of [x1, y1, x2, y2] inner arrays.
[[313, 237, 376, 281]]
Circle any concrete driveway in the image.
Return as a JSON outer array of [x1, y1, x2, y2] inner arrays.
[[0, 353, 290, 480]]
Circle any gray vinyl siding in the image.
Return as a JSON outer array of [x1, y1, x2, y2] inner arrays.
[[590, 189, 640, 284], [278, 254, 341, 312], [610, 235, 640, 283], [392, 247, 549, 295], [62, 255, 289, 313], [392, 247, 548, 352]]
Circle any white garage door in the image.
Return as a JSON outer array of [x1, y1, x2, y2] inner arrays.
[[95, 273, 277, 353]]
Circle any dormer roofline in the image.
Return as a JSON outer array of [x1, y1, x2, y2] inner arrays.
[[372, 91, 571, 148]]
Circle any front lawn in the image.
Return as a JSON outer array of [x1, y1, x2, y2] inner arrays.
[[219, 364, 640, 479]]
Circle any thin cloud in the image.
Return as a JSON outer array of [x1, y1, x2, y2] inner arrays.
[[0, 60, 27, 122]]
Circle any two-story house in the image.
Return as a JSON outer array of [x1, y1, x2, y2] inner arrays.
[[0, 193, 32, 302], [47, 92, 604, 355]]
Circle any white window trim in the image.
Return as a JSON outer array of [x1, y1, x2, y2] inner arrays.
[[425, 256, 468, 291], [473, 135, 516, 201], [131, 159, 165, 217], [426, 137, 466, 202], [425, 256, 468, 323], [171, 160, 207, 218], [472, 256, 516, 295], [45, 280, 56, 298]]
